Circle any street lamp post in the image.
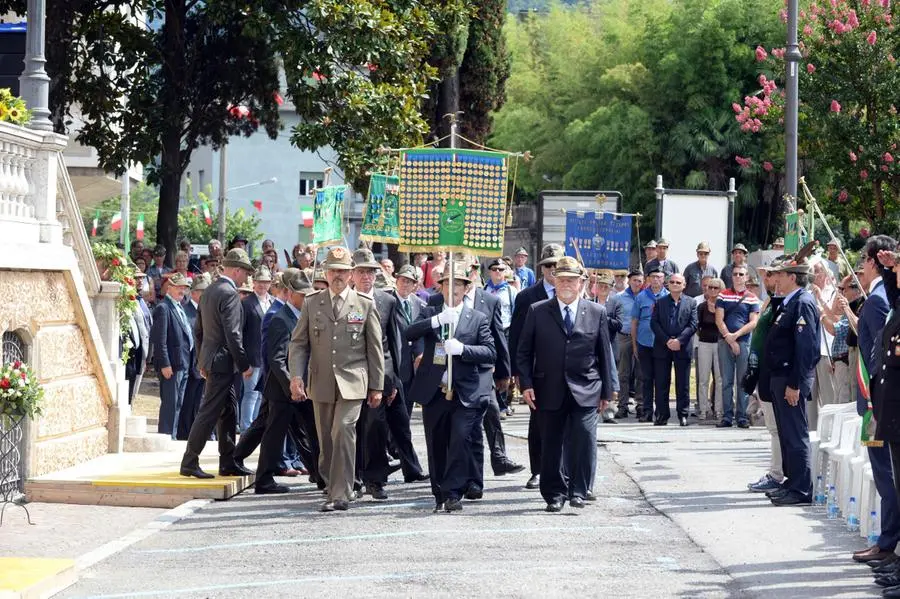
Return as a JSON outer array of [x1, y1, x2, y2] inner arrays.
[[785, 0, 800, 202], [216, 141, 276, 244], [19, 0, 53, 132]]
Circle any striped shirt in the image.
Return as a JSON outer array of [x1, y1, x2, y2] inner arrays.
[[715, 288, 762, 342]]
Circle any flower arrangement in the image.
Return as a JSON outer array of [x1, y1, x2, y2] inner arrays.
[[91, 242, 139, 363], [0, 360, 43, 419], [0, 88, 31, 126]]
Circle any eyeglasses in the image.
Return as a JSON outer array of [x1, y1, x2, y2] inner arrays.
[[668, 281, 684, 285], [489, 267, 506, 272], [733, 272, 747, 277], [707, 285, 721, 290]]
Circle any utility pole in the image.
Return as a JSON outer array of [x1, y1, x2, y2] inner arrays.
[[785, 0, 800, 202], [217, 144, 227, 244]]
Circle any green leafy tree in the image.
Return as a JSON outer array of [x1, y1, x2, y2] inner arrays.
[[81, 182, 160, 245], [733, 0, 899, 237], [179, 186, 263, 247]]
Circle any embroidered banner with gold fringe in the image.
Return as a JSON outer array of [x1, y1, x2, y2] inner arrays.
[[360, 173, 401, 244], [312, 184, 346, 245], [397, 148, 508, 256]]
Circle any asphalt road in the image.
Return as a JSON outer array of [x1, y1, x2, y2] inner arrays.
[[59, 412, 738, 599]]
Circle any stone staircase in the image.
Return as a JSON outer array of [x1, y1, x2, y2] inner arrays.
[[123, 415, 172, 453]]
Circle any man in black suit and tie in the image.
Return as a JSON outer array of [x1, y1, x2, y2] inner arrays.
[[150, 272, 193, 440], [650, 273, 698, 426], [427, 255, 524, 500], [180, 249, 255, 479], [392, 264, 427, 415], [178, 273, 209, 439], [351, 249, 426, 500], [406, 263, 496, 512], [517, 257, 614, 512], [244, 269, 318, 494], [240, 266, 273, 433], [509, 243, 566, 490]]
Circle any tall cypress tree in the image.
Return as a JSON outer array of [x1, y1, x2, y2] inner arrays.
[[459, 0, 510, 146]]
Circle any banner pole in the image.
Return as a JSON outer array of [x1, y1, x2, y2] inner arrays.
[[445, 114, 459, 401]]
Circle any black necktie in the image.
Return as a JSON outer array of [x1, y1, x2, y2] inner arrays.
[[403, 300, 412, 323], [564, 306, 573, 336]]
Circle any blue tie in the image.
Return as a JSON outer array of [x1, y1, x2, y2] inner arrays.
[[564, 306, 573, 336]]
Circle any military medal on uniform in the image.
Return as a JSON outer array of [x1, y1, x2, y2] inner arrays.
[[348, 311, 364, 342]]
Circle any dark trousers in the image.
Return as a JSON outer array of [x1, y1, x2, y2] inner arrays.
[[482, 392, 508, 473], [422, 395, 454, 503], [253, 398, 295, 488], [638, 345, 655, 416], [538, 389, 598, 504], [446, 395, 487, 500], [359, 389, 425, 485], [289, 399, 320, 480], [403, 377, 415, 418], [158, 370, 187, 439], [874, 442, 900, 551], [653, 354, 691, 421], [178, 375, 204, 440], [181, 371, 239, 471], [528, 408, 541, 476], [769, 375, 812, 498], [387, 390, 424, 480]]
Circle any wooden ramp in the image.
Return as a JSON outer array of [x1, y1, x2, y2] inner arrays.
[[25, 443, 255, 508]]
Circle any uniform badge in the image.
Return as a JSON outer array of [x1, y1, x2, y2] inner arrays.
[[797, 316, 807, 326], [347, 311, 364, 324], [434, 343, 447, 366]]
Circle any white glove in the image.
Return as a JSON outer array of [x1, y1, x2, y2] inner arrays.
[[444, 338, 464, 356], [436, 307, 460, 327]]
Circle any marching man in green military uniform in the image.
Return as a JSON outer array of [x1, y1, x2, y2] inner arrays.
[[289, 247, 385, 512]]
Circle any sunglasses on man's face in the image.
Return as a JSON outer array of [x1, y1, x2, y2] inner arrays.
[[733, 272, 747, 277]]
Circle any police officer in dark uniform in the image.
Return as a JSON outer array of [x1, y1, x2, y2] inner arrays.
[[763, 249, 820, 506]]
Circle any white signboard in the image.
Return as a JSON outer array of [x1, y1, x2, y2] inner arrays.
[[660, 193, 730, 274]]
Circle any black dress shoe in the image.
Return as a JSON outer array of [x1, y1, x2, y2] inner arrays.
[[219, 463, 254, 476], [770, 492, 812, 506], [320, 501, 336, 512], [872, 555, 900, 572], [876, 573, 900, 588], [366, 484, 388, 501], [875, 561, 900, 575], [653, 418, 668, 426], [639, 415, 653, 423], [603, 417, 618, 424], [404, 472, 430, 483], [255, 483, 290, 495], [570, 496, 586, 508], [882, 584, 900, 598], [615, 410, 629, 420], [545, 500, 564, 513], [494, 461, 526, 476], [464, 484, 484, 500], [765, 488, 789, 499], [180, 466, 215, 479], [679, 416, 688, 427], [445, 497, 463, 512], [333, 500, 349, 511], [585, 490, 597, 501], [525, 475, 540, 489], [432, 502, 445, 513], [716, 420, 733, 428]]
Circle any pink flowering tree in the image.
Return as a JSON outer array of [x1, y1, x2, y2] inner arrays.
[[734, 0, 899, 232]]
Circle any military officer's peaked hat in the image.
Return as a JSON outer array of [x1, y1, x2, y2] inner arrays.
[[324, 247, 354, 270], [553, 256, 585, 278], [539, 243, 566, 266], [438, 263, 472, 284], [352, 248, 380, 269]]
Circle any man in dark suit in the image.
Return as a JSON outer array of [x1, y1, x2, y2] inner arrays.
[[178, 273, 209, 440], [650, 273, 698, 426], [180, 249, 255, 479], [851, 235, 900, 561], [243, 269, 318, 494], [240, 266, 273, 433], [517, 257, 614, 512], [428, 256, 524, 499], [406, 263, 496, 512], [392, 264, 427, 416], [764, 253, 820, 506], [150, 272, 193, 440], [509, 243, 565, 490]]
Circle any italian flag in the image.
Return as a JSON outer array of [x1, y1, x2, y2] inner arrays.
[[301, 204, 313, 227], [109, 211, 122, 231], [91, 210, 99, 237], [202, 202, 213, 225], [135, 213, 145, 240]]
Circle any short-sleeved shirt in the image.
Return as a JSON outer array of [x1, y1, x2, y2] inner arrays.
[[515, 266, 536, 289], [716, 288, 761, 342], [632, 287, 669, 348], [683, 261, 719, 297], [613, 288, 639, 336]]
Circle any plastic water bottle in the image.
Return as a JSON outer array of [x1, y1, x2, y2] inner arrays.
[[847, 497, 860, 532], [826, 485, 839, 520], [814, 476, 826, 507], [868, 511, 880, 546]]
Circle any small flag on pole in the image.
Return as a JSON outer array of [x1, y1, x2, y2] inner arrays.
[[135, 213, 145, 240], [91, 210, 99, 237], [301, 204, 314, 227], [110, 211, 122, 231], [252, 200, 263, 213], [202, 202, 213, 225]]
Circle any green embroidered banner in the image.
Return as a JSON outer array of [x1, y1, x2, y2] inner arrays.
[[397, 148, 509, 256], [784, 212, 800, 253], [360, 174, 400, 244], [312, 184, 346, 245]]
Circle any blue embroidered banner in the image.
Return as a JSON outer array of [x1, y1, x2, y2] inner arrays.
[[565, 211, 632, 269]]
